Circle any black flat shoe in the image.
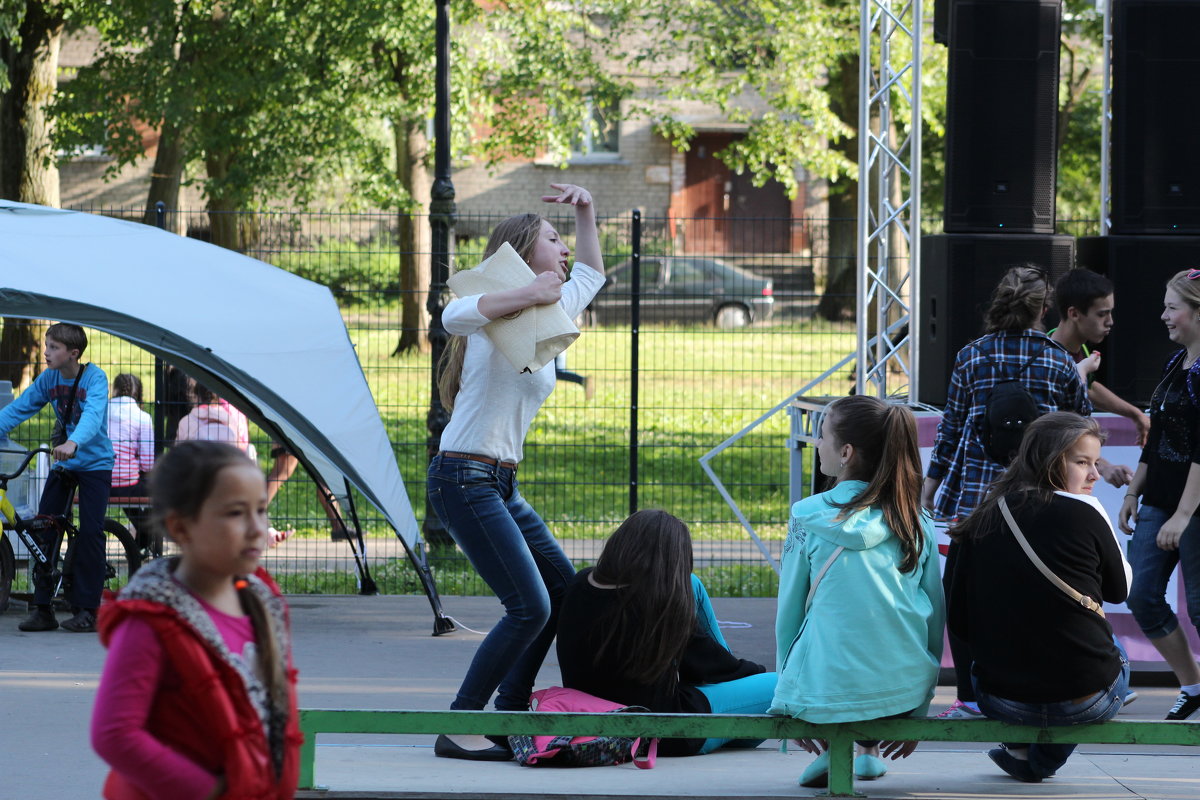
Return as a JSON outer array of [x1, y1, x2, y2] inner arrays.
[[988, 747, 1043, 783], [434, 734, 512, 761]]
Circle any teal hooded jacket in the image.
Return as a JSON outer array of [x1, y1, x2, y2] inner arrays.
[[770, 480, 945, 723]]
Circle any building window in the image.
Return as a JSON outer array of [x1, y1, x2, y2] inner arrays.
[[571, 99, 619, 159]]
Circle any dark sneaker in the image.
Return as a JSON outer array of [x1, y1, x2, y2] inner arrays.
[[60, 609, 97, 633], [18, 606, 58, 632], [1166, 691, 1200, 721], [987, 747, 1043, 783]]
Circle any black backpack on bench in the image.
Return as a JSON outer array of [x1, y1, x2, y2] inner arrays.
[[972, 338, 1049, 465]]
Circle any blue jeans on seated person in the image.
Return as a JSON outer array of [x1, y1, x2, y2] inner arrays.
[[690, 574, 778, 754], [427, 453, 575, 712], [1125, 504, 1200, 639], [972, 640, 1130, 779]]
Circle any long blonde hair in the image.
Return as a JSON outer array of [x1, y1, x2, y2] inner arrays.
[[437, 213, 549, 410]]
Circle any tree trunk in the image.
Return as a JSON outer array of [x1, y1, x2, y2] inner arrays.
[[203, 149, 258, 252], [817, 55, 860, 322], [0, 2, 64, 390], [142, 119, 187, 234], [0, 1, 63, 205], [392, 118, 432, 356], [0, 319, 46, 390]]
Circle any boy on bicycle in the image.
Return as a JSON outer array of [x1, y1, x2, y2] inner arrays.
[[0, 323, 112, 633]]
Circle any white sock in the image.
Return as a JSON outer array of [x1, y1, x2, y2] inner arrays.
[[1180, 683, 1200, 696]]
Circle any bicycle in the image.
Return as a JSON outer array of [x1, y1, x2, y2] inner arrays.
[[0, 448, 142, 615]]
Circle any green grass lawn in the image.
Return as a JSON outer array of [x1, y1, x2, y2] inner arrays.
[[3, 315, 855, 595]]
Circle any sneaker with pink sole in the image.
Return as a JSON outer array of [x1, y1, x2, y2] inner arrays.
[[935, 700, 983, 719]]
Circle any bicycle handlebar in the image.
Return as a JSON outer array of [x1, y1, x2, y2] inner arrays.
[[0, 447, 54, 483]]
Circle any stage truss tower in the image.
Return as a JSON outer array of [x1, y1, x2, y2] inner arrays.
[[856, 0, 922, 400]]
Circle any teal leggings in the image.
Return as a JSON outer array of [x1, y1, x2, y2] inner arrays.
[[690, 575, 778, 754]]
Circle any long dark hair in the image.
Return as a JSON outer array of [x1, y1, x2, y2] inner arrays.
[[149, 441, 290, 721], [437, 213, 549, 410], [825, 396, 925, 573], [592, 509, 696, 684], [952, 412, 1106, 542]]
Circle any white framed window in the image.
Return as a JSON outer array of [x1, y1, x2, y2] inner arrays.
[[570, 99, 619, 160]]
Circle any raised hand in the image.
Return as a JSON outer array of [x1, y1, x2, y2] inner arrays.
[[542, 183, 593, 208]]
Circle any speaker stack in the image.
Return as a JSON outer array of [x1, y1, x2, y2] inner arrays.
[[919, 0, 1071, 405], [1077, 0, 1200, 407]]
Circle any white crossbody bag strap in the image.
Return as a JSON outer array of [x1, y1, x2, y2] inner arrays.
[[805, 546, 845, 614], [998, 496, 1105, 619]]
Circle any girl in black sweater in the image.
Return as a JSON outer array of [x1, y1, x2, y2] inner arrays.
[[949, 412, 1131, 783], [556, 510, 776, 756]]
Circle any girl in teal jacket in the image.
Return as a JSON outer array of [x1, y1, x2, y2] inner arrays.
[[771, 395, 945, 788]]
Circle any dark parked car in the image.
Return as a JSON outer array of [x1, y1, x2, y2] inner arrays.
[[590, 256, 774, 327]]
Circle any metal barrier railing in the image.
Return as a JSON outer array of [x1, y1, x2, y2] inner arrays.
[[297, 708, 1200, 797]]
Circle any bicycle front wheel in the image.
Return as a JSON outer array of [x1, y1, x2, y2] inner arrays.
[[102, 519, 142, 592]]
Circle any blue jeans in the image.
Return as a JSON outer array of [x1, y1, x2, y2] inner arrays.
[[427, 453, 575, 711], [1126, 505, 1200, 639], [972, 641, 1130, 779], [692, 575, 777, 754]]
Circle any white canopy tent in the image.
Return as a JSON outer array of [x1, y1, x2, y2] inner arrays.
[[0, 200, 451, 632]]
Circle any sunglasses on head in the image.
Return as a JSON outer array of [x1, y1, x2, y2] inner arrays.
[[1188, 268, 1200, 280]]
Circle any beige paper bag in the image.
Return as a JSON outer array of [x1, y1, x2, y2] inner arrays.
[[446, 241, 579, 373]]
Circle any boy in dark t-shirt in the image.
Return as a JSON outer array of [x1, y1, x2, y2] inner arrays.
[[1050, 269, 1147, 487]]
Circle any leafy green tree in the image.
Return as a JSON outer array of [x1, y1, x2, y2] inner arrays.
[[54, 0, 633, 352], [633, 0, 934, 320], [0, 0, 80, 388], [57, 0, 372, 249]]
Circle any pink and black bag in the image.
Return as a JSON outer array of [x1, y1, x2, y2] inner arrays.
[[509, 686, 658, 768]]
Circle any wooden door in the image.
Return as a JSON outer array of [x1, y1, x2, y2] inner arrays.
[[679, 133, 792, 253]]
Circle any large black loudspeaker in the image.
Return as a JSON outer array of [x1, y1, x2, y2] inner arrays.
[[918, 233, 1075, 406], [1076, 236, 1200, 405], [1111, 1, 1200, 234], [943, 0, 1061, 234]]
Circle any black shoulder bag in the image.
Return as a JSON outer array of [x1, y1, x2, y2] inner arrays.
[[50, 364, 87, 448]]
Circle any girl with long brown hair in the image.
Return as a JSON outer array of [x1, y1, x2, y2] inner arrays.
[[556, 509, 776, 757], [772, 395, 944, 788], [949, 412, 1131, 782], [427, 184, 608, 760]]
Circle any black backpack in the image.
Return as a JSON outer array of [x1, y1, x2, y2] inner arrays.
[[972, 338, 1050, 465]]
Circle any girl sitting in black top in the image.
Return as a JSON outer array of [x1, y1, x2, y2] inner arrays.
[[949, 412, 1131, 783], [556, 509, 777, 756]]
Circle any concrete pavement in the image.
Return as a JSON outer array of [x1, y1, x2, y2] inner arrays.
[[2, 593, 1196, 799]]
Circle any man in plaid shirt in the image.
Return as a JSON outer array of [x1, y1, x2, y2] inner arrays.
[[923, 326, 1091, 520]]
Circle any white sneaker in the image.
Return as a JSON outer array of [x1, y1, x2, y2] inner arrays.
[[1122, 690, 1138, 707], [935, 700, 983, 719]]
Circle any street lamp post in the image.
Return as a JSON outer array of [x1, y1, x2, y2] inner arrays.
[[424, 0, 456, 547]]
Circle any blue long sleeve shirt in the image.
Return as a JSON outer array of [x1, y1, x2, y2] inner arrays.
[[0, 364, 114, 472]]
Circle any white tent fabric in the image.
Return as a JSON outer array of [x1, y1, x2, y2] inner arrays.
[[0, 201, 445, 617]]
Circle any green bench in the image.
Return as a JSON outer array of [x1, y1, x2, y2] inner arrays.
[[298, 708, 1200, 797]]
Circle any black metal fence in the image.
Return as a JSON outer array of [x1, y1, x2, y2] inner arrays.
[[0, 208, 1102, 597]]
